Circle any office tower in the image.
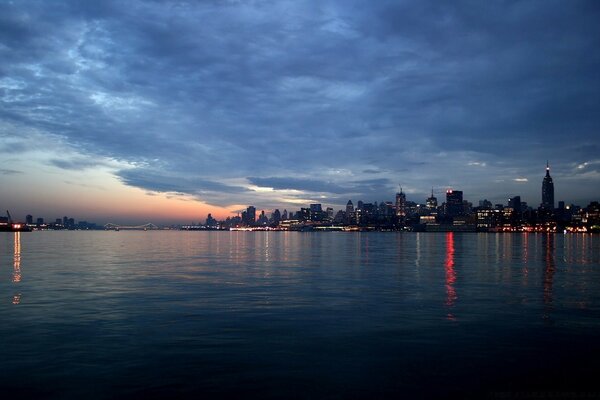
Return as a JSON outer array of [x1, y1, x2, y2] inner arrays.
[[326, 207, 334, 220], [446, 190, 463, 217], [508, 196, 522, 215], [205, 213, 217, 227], [310, 204, 322, 213], [395, 187, 406, 217], [346, 200, 354, 214], [272, 209, 281, 225], [246, 206, 256, 225], [542, 162, 555, 210], [426, 188, 438, 209], [26, 215, 33, 225]]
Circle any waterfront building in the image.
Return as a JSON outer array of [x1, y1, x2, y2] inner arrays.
[[206, 213, 217, 227], [476, 208, 501, 230], [542, 162, 555, 210]]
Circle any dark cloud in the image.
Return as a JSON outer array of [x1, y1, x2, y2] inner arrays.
[[49, 158, 104, 170], [1, 0, 599, 210], [0, 168, 23, 175], [116, 168, 248, 206]]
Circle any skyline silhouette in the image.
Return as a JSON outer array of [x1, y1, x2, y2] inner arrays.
[[1, 1, 599, 224]]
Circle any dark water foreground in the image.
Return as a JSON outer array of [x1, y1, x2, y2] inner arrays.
[[1, 231, 600, 399]]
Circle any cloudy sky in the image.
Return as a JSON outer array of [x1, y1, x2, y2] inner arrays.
[[1, 0, 599, 224]]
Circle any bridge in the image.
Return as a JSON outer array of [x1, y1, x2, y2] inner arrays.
[[104, 223, 159, 230]]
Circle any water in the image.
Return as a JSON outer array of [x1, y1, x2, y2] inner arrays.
[[1, 231, 600, 399]]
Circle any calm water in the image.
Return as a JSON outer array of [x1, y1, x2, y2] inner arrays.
[[1, 231, 600, 399]]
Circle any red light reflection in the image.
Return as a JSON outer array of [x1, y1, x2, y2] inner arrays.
[[445, 232, 457, 319], [543, 234, 555, 310]]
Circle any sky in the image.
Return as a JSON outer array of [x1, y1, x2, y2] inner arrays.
[[1, 0, 599, 224]]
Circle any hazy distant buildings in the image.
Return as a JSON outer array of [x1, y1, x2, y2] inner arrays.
[[479, 199, 492, 209], [206, 213, 217, 227], [542, 162, 555, 210]]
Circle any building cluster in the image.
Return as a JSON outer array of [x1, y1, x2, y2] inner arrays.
[[192, 164, 600, 233], [2, 214, 101, 230]]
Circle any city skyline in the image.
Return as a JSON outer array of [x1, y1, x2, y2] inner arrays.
[[10, 163, 599, 228], [1, 1, 599, 224]]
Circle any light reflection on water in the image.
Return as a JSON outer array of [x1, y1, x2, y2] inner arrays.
[[1, 231, 600, 398]]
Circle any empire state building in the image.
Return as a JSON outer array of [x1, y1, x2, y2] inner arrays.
[[542, 162, 554, 210]]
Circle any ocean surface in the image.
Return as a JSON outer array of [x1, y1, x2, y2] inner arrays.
[[1, 231, 600, 399]]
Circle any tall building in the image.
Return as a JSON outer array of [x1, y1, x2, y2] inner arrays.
[[271, 209, 281, 225], [310, 204, 322, 213], [508, 196, 522, 215], [206, 213, 217, 227], [246, 206, 256, 225], [395, 187, 406, 217], [326, 207, 334, 220], [542, 162, 555, 210], [446, 190, 464, 217], [346, 200, 354, 214], [426, 188, 438, 210]]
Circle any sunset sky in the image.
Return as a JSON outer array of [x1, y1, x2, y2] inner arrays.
[[1, 0, 599, 224]]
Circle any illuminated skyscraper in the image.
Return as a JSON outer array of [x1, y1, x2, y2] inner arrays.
[[542, 162, 555, 210], [395, 187, 406, 217], [426, 188, 438, 210]]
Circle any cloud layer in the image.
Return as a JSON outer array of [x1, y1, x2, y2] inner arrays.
[[1, 0, 599, 212]]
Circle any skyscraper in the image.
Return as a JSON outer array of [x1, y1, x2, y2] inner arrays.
[[446, 190, 463, 217], [346, 200, 354, 214], [426, 188, 438, 210], [542, 162, 555, 210], [395, 187, 406, 217], [246, 206, 256, 225]]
